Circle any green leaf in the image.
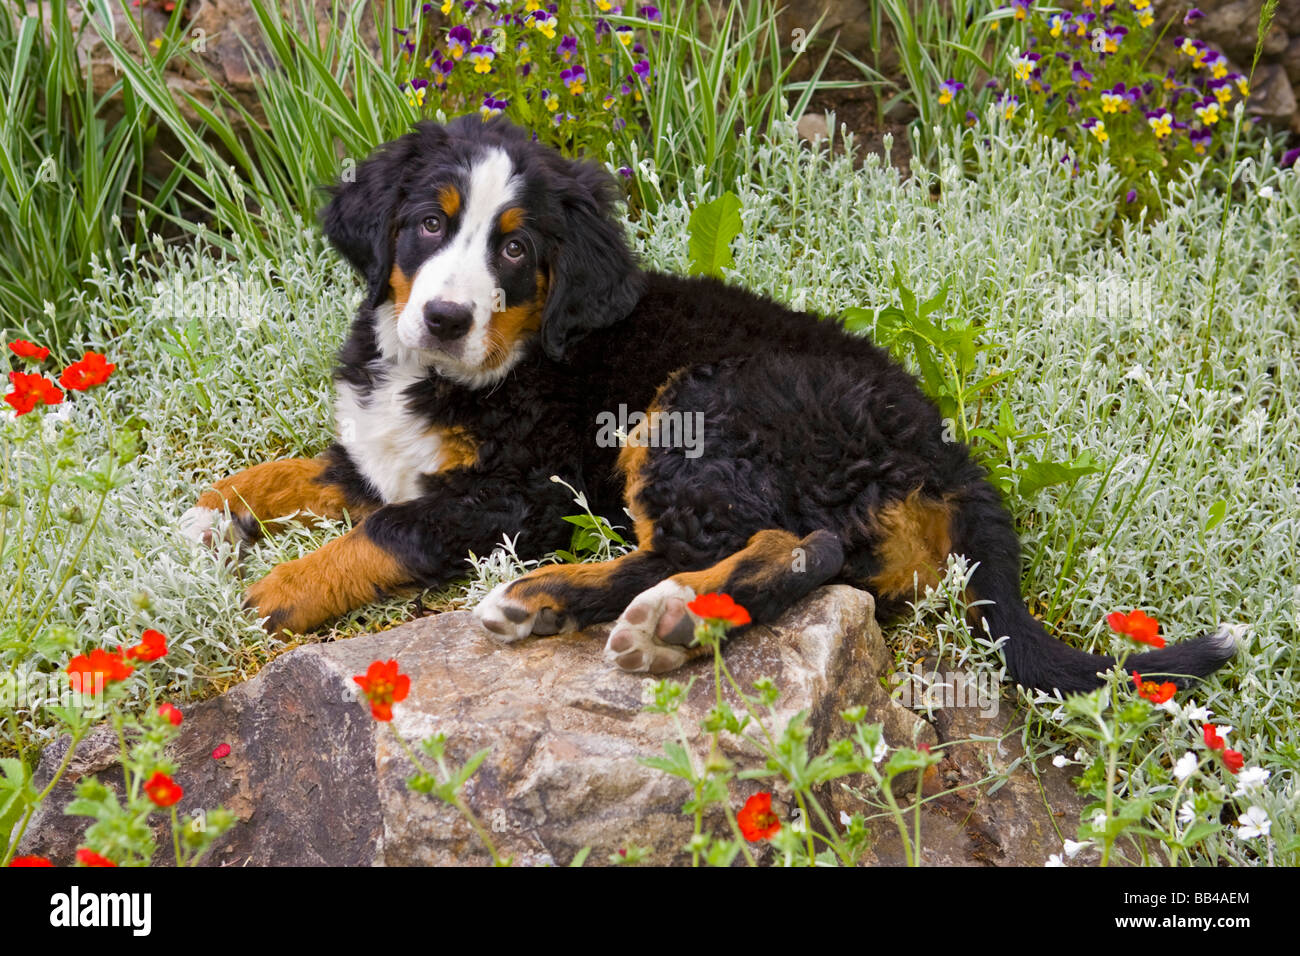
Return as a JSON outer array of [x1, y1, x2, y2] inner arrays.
[[1179, 821, 1223, 848], [453, 747, 492, 790], [568, 846, 591, 867], [640, 741, 695, 780], [891, 263, 917, 318], [687, 191, 743, 277], [840, 306, 875, 334], [1204, 499, 1227, 532], [918, 282, 949, 319], [1017, 452, 1103, 498]]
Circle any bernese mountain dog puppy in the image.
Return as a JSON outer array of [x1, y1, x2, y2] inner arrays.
[[182, 115, 1237, 694]]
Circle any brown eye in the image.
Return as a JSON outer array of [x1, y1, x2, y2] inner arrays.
[[421, 215, 442, 236], [502, 239, 524, 261]]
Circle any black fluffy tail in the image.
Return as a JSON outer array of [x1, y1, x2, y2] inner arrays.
[[949, 482, 1237, 695]]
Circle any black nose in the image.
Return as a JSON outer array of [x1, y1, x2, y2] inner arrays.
[[423, 300, 472, 341]]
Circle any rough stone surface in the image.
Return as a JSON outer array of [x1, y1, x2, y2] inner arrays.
[[20, 586, 952, 867], [1249, 63, 1299, 123], [796, 111, 830, 143], [851, 674, 1099, 866], [1283, 36, 1300, 84], [34, 0, 382, 175]]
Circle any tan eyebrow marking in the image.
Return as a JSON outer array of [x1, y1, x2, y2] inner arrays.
[[498, 206, 525, 234], [438, 184, 461, 217]]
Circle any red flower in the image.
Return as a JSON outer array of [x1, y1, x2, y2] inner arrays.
[[737, 791, 781, 841], [143, 771, 183, 807], [1222, 749, 1244, 774], [353, 659, 411, 721], [5, 370, 64, 415], [687, 592, 752, 628], [9, 340, 50, 361], [1203, 723, 1226, 751], [126, 629, 168, 661], [58, 351, 116, 391], [212, 743, 231, 759], [1107, 609, 1164, 648], [1132, 672, 1176, 704], [76, 848, 116, 867], [66, 647, 134, 694], [158, 703, 183, 726], [8, 855, 54, 866]]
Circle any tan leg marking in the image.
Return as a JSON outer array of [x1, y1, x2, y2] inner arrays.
[[672, 529, 802, 596], [243, 527, 410, 635], [193, 457, 365, 535], [475, 551, 653, 642]]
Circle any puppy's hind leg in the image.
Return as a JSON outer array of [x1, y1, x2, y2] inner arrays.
[[475, 549, 674, 643], [605, 528, 844, 674]]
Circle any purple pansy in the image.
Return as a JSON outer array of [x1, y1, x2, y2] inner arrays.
[[447, 24, 473, 59]]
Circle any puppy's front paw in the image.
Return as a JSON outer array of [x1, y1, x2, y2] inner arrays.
[[180, 500, 259, 549], [474, 580, 577, 643], [180, 505, 226, 547], [243, 559, 329, 636], [604, 580, 699, 674]]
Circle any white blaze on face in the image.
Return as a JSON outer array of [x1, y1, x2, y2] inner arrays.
[[396, 148, 519, 375]]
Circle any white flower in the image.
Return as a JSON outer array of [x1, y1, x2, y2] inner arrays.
[[41, 400, 73, 438], [1123, 363, 1152, 387], [1045, 853, 1066, 867], [1053, 755, 1069, 768], [1073, 748, 1086, 762], [1063, 839, 1091, 859], [840, 810, 852, 827], [870, 735, 888, 764], [1183, 703, 1213, 723], [1177, 800, 1197, 825], [1173, 752, 1198, 781], [1232, 767, 1270, 796], [1236, 806, 1271, 840], [1259, 185, 1274, 199], [1092, 810, 1107, 829]]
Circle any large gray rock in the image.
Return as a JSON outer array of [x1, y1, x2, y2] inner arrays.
[[20, 585, 947, 866], [856, 677, 1097, 866]]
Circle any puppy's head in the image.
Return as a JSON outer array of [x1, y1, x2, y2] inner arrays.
[[322, 116, 644, 385]]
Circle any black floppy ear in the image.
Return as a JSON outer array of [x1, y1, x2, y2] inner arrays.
[[321, 124, 445, 309], [541, 161, 645, 361]]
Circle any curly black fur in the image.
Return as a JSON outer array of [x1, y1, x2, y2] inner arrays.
[[316, 116, 1235, 695]]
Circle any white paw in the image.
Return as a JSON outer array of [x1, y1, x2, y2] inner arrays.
[[474, 580, 576, 644], [604, 579, 699, 674], [180, 506, 226, 547]]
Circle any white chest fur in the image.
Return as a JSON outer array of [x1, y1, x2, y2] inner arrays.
[[334, 362, 448, 504]]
